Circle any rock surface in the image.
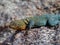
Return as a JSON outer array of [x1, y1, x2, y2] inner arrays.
[[2, 27, 56, 45], [0, 0, 60, 45]]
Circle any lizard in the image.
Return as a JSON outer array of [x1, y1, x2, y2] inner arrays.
[[9, 14, 60, 30], [7, 14, 60, 44]]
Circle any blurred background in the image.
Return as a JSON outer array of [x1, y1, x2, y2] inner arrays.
[[0, 0, 60, 45]]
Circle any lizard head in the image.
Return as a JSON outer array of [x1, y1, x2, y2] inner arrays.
[[9, 21, 18, 30], [9, 20, 26, 30]]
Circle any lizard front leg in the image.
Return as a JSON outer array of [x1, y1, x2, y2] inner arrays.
[[27, 20, 35, 29]]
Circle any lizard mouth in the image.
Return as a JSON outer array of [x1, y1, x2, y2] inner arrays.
[[9, 25, 18, 30]]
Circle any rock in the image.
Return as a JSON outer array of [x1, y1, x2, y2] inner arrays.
[[0, 0, 60, 45], [0, 28, 15, 44], [4, 27, 55, 45]]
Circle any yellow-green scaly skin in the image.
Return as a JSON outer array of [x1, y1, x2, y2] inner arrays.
[[9, 19, 27, 30]]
